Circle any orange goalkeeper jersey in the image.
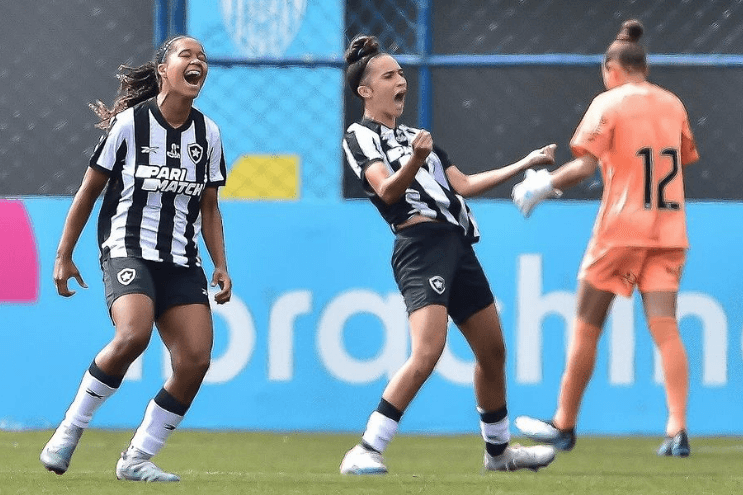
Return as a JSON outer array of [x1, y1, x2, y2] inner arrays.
[[570, 81, 699, 248]]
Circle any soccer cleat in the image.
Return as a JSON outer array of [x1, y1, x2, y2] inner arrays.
[[484, 444, 556, 472], [514, 416, 576, 451], [115, 448, 180, 482], [657, 430, 691, 457], [40, 423, 84, 474], [339, 444, 388, 475]]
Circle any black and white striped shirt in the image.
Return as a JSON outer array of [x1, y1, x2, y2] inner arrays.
[[90, 98, 226, 267], [343, 118, 479, 242]]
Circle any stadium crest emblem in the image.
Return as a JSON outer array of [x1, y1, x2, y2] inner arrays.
[[188, 143, 203, 164], [220, 0, 307, 57], [117, 268, 136, 286], [429, 276, 445, 295]]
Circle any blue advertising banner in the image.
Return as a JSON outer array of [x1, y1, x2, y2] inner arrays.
[[1, 198, 741, 435]]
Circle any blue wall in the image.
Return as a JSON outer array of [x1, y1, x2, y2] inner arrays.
[[3, 1, 740, 437], [1, 198, 741, 435]]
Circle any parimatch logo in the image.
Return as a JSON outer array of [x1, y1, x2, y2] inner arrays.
[[135, 165, 205, 197]]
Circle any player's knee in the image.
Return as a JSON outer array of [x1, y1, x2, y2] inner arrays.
[[477, 340, 506, 373], [487, 338, 506, 363], [110, 331, 150, 360], [173, 350, 211, 380], [412, 343, 445, 373]]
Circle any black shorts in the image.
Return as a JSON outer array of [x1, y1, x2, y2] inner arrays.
[[391, 222, 494, 325], [101, 256, 209, 320]]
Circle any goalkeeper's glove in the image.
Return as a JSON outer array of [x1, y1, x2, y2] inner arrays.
[[511, 168, 562, 218]]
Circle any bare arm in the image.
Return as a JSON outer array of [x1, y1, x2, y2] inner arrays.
[[200, 187, 232, 304], [53, 167, 109, 296], [550, 153, 599, 191], [446, 144, 557, 198], [365, 130, 433, 205]]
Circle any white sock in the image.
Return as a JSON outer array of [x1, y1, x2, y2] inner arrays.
[[480, 415, 511, 446], [361, 411, 399, 453], [61, 371, 117, 429], [129, 399, 184, 457]]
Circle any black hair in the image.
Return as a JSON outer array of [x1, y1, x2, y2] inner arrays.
[[604, 19, 647, 73], [344, 35, 383, 98], [90, 35, 191, 130]]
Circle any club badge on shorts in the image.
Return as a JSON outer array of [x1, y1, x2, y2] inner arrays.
[[117, 268, 136, 286], [429, 275, 445, 295]]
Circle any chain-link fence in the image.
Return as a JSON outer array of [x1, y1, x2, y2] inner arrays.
[[2, 0, 742, 199], [0, 0, 153, 196], [344, 0, 743, 200], [190, 0, 343, 202]]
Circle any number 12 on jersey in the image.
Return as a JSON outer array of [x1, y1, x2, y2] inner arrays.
[[637, 147, 680, 210]]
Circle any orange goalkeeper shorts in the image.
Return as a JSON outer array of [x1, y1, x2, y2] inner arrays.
[[578, 245, 686, 297]]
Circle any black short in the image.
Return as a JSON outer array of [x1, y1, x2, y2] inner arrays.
[[391, 222, 494, 325], [101, 256, 209, 320]]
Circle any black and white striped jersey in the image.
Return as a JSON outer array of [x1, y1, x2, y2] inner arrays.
[[90, 98, 226, 267], [343, 118, 480, 242]]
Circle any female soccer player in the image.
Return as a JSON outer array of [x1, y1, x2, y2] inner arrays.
[[40, 35, 232, 481], [339, 34, 558, 474], [512, 19, 698, 457]]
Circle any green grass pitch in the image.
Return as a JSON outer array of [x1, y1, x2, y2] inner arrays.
[[2, 430, 742, 494]]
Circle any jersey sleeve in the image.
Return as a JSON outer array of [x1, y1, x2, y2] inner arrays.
[[570, 96, 614, 159], [680, 112, 699, 166], [433, 145, 453, 169], [207, 126, 227, 187], [343, 126, 384, 179], [88, 116, 127, 175], [343, 126, 386, 195]]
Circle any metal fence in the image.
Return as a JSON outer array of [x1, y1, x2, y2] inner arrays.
[[1, 0, 742, 199], [150, 0, 743, 201], [0, 0, 153, 196], [343, 0, 743, 200]]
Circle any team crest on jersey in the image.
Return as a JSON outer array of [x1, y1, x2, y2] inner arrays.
[[187, 143, 203, 164], [429, 275, 446, 295], [117, 268, 136, 286]]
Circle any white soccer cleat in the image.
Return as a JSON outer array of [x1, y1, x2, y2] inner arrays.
[[484, 444, 556, 472], [115, 448, 180, 482], [511, 168, 562, 218], [40, 423, 84, 474], [339, 444, 388, 475]]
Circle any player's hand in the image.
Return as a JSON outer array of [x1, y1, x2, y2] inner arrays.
[[525, 143, 557, 167], [512, 168, 562, 218], [411, 130, 433, 162], [53, 256, 87, 297], [211, 267, 232, 304]]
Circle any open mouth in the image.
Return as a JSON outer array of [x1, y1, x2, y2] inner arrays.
[[184, 68, 203, 86], [394, 90, 406, 103]]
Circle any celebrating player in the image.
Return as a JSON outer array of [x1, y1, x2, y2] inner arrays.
[[512, 19, 698, 457], [40, 35, 232, 481], [339, 34, 557, 474]]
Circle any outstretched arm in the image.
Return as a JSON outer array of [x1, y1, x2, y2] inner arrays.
[[550, 153, 599, 191], [53, 167, 109, 297], [512, 152, 599, 218], [446, 144, 556, 198], [200, 187, 232, 304]]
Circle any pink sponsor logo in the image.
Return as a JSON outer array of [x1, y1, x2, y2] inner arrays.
[[0, 200, 39, 303]]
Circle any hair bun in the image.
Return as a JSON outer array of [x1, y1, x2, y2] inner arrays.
[[617, 19, 644, 42], [345, 35, 381, 65]]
